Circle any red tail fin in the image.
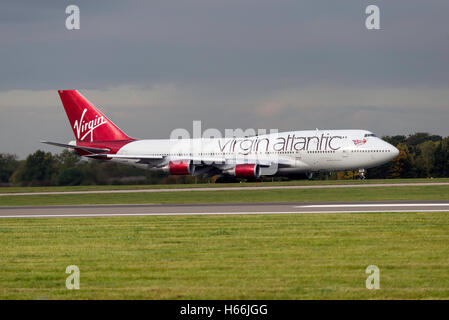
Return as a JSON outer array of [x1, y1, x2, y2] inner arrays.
[[58, 90, 131, 142]]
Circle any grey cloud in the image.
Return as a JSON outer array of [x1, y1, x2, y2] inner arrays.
[[1, 0, 448, 90]]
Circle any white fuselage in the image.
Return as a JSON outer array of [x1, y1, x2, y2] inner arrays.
[[110, 129, 399, 175]]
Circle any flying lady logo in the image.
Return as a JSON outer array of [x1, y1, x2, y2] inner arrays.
[[73, 108, 107, 141], [353, 138, 367, 146]]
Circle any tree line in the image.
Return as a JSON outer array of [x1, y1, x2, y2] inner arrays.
[[1, 132, 449, 186], [0, 150, 187, 187], [366, 132, 448, 179]]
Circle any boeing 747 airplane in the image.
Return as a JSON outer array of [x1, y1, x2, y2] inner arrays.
[[42, 90, 399, 179]]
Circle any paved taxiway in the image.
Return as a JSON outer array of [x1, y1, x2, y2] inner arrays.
[[1, 200, 449, 218], [1, 182, 449, 197]]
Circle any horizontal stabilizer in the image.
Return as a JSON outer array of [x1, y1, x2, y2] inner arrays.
[[84, 154, 164, 160], [40, 141, 110, 153]]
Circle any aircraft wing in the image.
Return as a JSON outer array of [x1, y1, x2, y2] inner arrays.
[[88, 154, 275, 168], [170, 156, 226, 164], [46, 143, 290, 170], [89, 154, 225, 166], [170, 156, 274, 167], [87, 154, 164, 160], [84, 153, 164, 164]]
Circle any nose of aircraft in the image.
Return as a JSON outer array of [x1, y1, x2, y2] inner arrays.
[[390, 144, 400, 159]]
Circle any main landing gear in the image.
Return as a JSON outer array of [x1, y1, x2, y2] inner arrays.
[[307, 172, 314, 180]]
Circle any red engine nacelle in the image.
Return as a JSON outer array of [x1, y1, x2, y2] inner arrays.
[[225, 164, 261, 179], [164, 160, 194, 175]]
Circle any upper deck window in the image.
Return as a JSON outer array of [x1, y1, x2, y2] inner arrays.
[[364, 133, 376, 137]]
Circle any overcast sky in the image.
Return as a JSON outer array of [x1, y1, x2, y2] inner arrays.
[[1, 0, 449, 158]]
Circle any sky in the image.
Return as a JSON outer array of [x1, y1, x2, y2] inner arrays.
[[1, 0, 449, 158]]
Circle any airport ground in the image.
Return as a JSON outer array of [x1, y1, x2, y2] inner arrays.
[[0, 179, 448, 299], [2, 177, 449, 194], [1, 182, 449, 206]]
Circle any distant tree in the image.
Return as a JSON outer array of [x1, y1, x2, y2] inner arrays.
[[432, 138, 449, 177], [11, 150, 57, 186], [54, 150, 84, 185], [387, 143, 415, 178], [0, 153, 20, 183], [58, 167, 84, 186], [55, 149, 81, 169], [382, 135, 407, 146], [406, 132, 441, 146], [415, 141, 437, 177]]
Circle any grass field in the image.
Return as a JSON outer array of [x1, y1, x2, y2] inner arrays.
[[1, 185, 449, 206], [1, 178, 449, 194], [0, 212, 448, 299], [1, 180, 448, 300]]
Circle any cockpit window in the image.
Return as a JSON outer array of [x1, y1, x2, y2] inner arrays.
[[364, 133, 376, 137]]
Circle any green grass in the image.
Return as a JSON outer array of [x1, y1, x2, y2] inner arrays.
[[0, 212, 448, 299], [1, 185, 449, 206], [2, 178, 449, 194]]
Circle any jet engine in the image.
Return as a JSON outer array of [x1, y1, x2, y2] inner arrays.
[[224, 163, 261, 179], [162, 160, 195, 175]]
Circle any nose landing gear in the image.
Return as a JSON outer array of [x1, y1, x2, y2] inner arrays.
[[358, 168, 366, 180]]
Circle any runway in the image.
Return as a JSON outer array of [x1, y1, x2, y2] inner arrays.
[[1, 200, 449, 218], [1, 182, 449, 197]]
